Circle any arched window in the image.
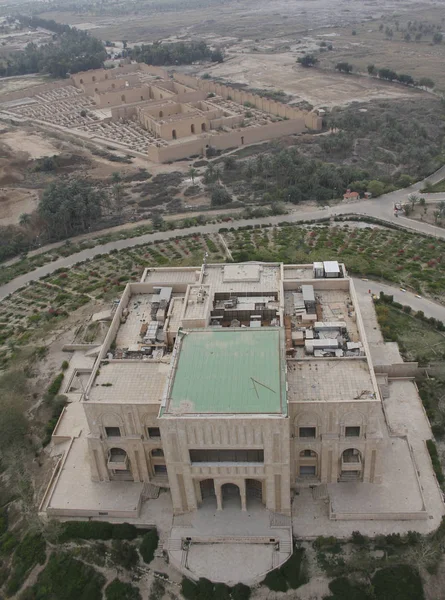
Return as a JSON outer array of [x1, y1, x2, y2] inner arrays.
[[201, 123, 206, 132], [151, 448, 164, 457], [92, 76, 96, 82], [191, 124, 195, 134], [121, 94, 126, 102], [172, 129, 177, 140], [79, 78, 83, 84], [300, 449, 317, 457], [159, 111, 163, 118]]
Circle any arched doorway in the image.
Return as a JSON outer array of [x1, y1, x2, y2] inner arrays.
[[221, 483, 241, 509], [107, 447, 133, 480], [199, 479, 216, 508], [191, 124, 195, 134], [201, 123, 206, 132], [172, 129, 177, 140], [340, 448, 362, 482], [246, 479, 263, 508]]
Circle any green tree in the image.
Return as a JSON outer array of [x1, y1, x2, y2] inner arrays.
[[367, 64, 376, 75], [408, 192, 419, 209], [110, 540, 138, 570], [335, 62, 353, 73], [105, 578, 141, 600], [433, 32, 443, 44], [19, 213, 31, 227], [211, 186, 232, 206], [418, 77, 435, 89], [297, 54, 318, 67], [188, 167, 198, 184], [367, 180, 385, 196], [38, 178, 106, 241]]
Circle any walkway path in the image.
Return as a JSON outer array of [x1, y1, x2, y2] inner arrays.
[[1, 167, 445, 301]]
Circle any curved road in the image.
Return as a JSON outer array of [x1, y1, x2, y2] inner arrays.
[[1, 166, 445, 304]]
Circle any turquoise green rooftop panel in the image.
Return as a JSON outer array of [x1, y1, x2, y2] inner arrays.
[[167, 328, 286, 415]]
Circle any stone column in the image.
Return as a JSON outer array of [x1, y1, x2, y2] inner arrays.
[[240, 480, 247, 511], [216, 483, 223, 511]]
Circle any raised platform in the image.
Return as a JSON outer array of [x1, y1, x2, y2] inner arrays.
[[168, 497, 292, 585]]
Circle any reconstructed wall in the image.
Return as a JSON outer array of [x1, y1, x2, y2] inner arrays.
[[0, 79, 70, 104], [173, 73, 323, 130], [147, 117, 309, 162]]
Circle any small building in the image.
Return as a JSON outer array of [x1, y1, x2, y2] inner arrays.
[[323, 261, 341, 278], [343, 189, 360, 200]]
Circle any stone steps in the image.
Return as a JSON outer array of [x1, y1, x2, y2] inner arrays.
[[312, 484, 329, 500]]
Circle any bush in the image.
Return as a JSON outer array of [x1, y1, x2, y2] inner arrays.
[[139, 529, 158, 564], [327, 577, 373, 600], [262, 569, 288, 592], [6, 533, 46, 596], [111, 540, 138, 570], [181, 577, 198, 600], [61, 360, 69, 370], [21, 552, 105, 600], [60, 521, 143, 542], [350, 531, 367, 546], [231, 583, 251, 600], [372, 565, 424, 600], [214, 582, 231, 600], [426, 439, 444, 484], [105, 578, 141, 600], [280, 548, 308, 588], [46, 373, 64, 399]]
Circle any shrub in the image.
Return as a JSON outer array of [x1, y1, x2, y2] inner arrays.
[[426, 439, 444, 484], [6, 533, 46, 596], [280, 548, 308, 588], [139, 529, 158, 564], [372, 565, 424, 600], [214, 582, 231, 600], [21, 552, 105, 600], [351, 531, 367, 545], [46, 373, 64, 399], [327, 576, 373, 600], [61, 360, 69, 370], [111, 540, 138, 570], [262, 569, 288, 592], [231, 583, 251, 600], [60, 521, 143, 542], [181, 577, 198, 600], [105, 578, 141, 600]]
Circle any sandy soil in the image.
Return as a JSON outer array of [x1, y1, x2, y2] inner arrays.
[[2, 129, 63, 160], [192, 52, 421, 108], [0, 188, 39, 225], [0, 74, 51, 96]]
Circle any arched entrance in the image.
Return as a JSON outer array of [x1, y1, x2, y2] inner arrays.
[[107, 447, 133, 481], [199, 479, 216, 508], [221, 483, 241, 509], [246, 479, 263, 508], [340, 448, 362, 482]]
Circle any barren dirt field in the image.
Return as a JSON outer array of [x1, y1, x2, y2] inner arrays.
[[0, 187, 39, 225], [191, 52, 422, 108], [2, 129, 63, 159]]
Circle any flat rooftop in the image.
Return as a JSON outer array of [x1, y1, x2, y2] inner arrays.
[[165, 328, 286, 415], [87, 361, 169, 403], [202, 263, 280, 294], [287, 359, 376, 402]]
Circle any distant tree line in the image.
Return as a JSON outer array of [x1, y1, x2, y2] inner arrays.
[[128, 41, 223, 66], [0, 16, 107, 78], [367, 64, 434, 88]]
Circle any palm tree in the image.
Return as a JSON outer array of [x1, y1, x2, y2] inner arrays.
[[188, 167, 198, 185], [408, 193, 419, 210]]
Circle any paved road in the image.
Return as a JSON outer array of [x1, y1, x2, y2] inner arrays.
[[1, 167, 445, 301], [353, 279, 445, 323]]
